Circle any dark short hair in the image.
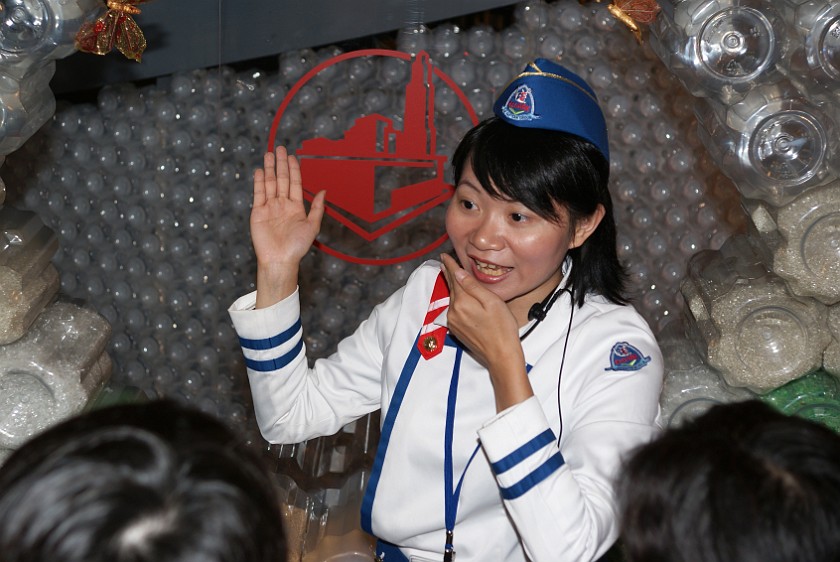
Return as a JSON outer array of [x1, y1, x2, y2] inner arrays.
[[618, 401, 840, 562], [451, 117, 626, 307], [0, 400, 286, 562]]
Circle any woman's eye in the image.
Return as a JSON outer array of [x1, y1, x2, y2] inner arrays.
[[511, 212, 526, 222], [460, 200, 476, 210]]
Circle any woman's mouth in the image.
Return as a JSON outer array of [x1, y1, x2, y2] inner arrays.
[[472, 258, 513, 280]]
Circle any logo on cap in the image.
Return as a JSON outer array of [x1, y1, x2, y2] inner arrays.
[[501, 85, 539, 122]]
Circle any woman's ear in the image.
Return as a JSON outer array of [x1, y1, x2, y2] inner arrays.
[[570, 204, 605, 249]]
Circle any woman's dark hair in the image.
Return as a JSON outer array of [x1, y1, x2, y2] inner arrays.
[[451, 116, 626, 307], [0, 400, 287, 562], [617, 400, 840, 562]]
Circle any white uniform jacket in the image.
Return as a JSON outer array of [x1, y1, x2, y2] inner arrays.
[[229, 260, 663, 562]]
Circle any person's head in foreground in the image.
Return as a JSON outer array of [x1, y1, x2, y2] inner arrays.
[[618, 400, 840, 562], [0, 400, 286, 562]]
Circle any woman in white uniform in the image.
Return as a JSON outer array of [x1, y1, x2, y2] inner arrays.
[[229, 59, 663, 562]]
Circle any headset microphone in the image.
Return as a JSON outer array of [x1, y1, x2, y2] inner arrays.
[[522, 285, 569, 340], [528, 302, 547, 322], [518, 283, 576, 444]]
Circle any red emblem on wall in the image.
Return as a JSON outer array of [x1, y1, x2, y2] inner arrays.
[[268, 49, 479, 265]]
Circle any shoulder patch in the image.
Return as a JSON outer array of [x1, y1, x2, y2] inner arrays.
[[604, 341, 651, 372]]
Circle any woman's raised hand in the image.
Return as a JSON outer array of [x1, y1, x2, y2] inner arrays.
[[251, 146, 326, 308]]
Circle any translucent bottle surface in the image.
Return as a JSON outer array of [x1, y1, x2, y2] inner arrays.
[[695, 79, 838, 205], [825, 305, 840, 377], [649, 0, 787, 104], [681, 235, 832, 392], [0, 0, 51, 61], [777, 0, 840, 103], [700, 6, 776, 78], [0, 61, 56, 156], [744, 180, 840, 304], [0, 0, 99, 76], [660, 364, 755, 427], [658, 323, 756, 427], [0, 302, 111, 449]]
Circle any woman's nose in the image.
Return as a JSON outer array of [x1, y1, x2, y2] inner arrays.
[[470, 215, 503, 250]]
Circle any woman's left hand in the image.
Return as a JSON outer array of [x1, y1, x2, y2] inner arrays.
[[440, 254, 534, 411]]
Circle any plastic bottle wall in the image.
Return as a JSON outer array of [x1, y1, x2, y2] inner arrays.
[[1, 1, 746, 445]]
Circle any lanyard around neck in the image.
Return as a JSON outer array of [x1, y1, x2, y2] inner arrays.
[[443, 341, 482, 561]]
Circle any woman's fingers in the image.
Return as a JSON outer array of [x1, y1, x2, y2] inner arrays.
[[252, 146, 324, 240], [255, 146, 303, 205], [273, 145, 290, 199], [253, 168, 266, 207], [441, 253, 497, 306], [288, 154, 304, 202], [308, 190, 327, 231], [263, 149, 278, 200]]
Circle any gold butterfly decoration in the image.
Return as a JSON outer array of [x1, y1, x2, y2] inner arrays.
[[75, 0, 149, 62], [581, 0, 662, 43]]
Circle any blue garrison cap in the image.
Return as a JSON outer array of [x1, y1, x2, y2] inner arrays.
[[493, 59, 610, 161]]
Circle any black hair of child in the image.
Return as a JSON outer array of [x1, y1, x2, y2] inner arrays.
[[618, 400, 840, 562], [0, 400, 287, 562]]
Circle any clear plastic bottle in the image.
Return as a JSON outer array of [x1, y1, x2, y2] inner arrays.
[[0, 205, 60, 344], [658, 319, 756, 427], [649, 0, 788, 104], [681, 234, 832, 393], [695, 78, 839, 205], [0, 302, 111, 449], [0, 61, 56, 156], [744, 179, 840, 305], [776, 0, 840, 105], [0, 0, 99, 79], [0, 158, 5, 205]]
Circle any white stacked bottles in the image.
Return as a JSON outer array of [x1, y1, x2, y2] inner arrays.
[[0, 301, 112, 450], [0, 0, 99, 157], [0, 206, 59, 345], [825, 305, 840, 376], [0, 61, 56, 155], [744, 179, 840, 304], [681, 235, 831, 393], [651, 1, 840, 412], [658, 321, 755, 427]]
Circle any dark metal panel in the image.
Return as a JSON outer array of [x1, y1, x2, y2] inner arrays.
[[51, 0, 516, 93]]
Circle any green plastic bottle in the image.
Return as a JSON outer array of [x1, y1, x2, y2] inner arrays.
[[760, 370, 840, 433]]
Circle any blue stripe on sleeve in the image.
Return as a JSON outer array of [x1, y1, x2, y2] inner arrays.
[[244, 338, 304, 372], [238, 318, 302, 350], [499, 451, 566, 500], [490, 429, 555, 475]]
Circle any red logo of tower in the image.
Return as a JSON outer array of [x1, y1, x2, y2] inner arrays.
[[268, 49, 478, 265]]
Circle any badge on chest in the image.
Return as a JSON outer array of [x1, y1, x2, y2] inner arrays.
[[417, 273, 450, 360]]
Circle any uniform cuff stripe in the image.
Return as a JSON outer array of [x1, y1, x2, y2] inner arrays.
[[239, 318, 302, 350], [500, 451, 565, 500], [244, 338, 304, 372], [490, 429, 555, 474]]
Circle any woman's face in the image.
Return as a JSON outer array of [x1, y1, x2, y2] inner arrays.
[[445, 162, 599, 325]]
